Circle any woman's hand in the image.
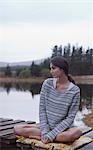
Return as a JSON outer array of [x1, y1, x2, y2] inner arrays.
[[41, 135, 51, 144]]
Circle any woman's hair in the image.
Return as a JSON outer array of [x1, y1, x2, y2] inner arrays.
[[68, 74, 75, 84], [50, 56, 75, 84]]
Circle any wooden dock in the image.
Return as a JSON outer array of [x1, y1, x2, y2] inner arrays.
[[0, 118, 36, 150], [0, 118, 93, 150]]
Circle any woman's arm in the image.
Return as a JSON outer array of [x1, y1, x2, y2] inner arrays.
[[39, 80, 50, 136], [45, 91, 80, 142]]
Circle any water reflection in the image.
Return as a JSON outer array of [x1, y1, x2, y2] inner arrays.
[[78, 84, 93, 110], [0, 82, 93, 127], [0, 82, 93, 108], [0, 82, 42, 96], [79, 85, 93, 109], [3, 83, 12, 94]]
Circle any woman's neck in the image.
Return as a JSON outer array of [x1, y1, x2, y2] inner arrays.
[[56, 76, 70, 91], [57, 75, 69, 85]]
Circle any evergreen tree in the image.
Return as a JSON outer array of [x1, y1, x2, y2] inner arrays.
[[51, 45, 58, 57], [30, 61, 41, 77], [5, 64, 12, 77]]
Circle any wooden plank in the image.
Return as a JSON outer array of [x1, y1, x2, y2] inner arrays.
[[0, 120, 15, 126], [81, 127, 92, 135], [0, 121, 26, 131], [26, 121, 36, 124], [1, 143, 17, 150], [0, 120, 35, 126], [0, 124, 15, 131], [78, 141, 93, 150], [1, 134, 16, 144], [0, 118, 36, 146], [1, 133, 16, 139], [84, 130, 93, 139], [0, 120, 25, 126], [0, 123, 25, 137], [0, 118, 13, 122], [0, 128, 14, 137], [78, 130, 93, 149], [14, 120, 26, 124]]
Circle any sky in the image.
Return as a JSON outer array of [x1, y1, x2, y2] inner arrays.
[[0, 0, 93, 62]]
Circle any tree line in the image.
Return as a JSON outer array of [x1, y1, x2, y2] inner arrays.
[[0, 43, 93, 78], [52, 44, 93, 75]]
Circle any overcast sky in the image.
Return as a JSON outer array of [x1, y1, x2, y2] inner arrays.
[[0, 0, 93, 62]]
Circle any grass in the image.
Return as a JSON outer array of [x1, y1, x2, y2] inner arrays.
[[0, 75, 93, 84], [73, 75, 93, 84], [0, 77, 45, 84]]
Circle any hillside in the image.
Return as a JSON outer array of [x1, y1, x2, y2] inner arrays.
[[0, 59, 45, 67]]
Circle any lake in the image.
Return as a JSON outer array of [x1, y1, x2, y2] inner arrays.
[[0, 82, 93, 128]]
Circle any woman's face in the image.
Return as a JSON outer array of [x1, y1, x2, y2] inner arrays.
[[50, 63, 63, 78]]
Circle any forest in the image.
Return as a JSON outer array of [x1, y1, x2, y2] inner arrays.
[[0, 43, 93, 78]]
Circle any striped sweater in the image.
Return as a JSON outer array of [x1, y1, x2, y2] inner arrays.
[[39, 78, 80, 141]]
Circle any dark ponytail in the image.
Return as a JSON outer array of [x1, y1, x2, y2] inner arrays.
[[68, 74, 75, 84]]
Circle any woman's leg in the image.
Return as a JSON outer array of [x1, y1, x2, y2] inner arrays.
[[14, 124, 82, 143], [14, 123, 41, 140], [54, 128, 82, 143]]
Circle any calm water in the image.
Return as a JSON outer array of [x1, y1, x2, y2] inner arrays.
[[0, 82, 93, 128]]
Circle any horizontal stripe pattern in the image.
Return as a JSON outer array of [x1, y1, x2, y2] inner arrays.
[[39, 78, 80, 141]]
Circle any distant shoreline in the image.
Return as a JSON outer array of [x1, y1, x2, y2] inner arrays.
[[73, 75, 93, 84], [0, 75, 93, 84], [0, 77, 45, 84]]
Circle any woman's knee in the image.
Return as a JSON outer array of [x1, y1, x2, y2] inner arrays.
[[14, 124, 41, 137], [68, 128, 82, 141], [73, 128, 82, 139], [55, 128, 82, 143], [14, 125, 24, 135]]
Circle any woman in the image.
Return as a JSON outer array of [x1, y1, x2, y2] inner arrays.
[[14, 56, 82, 144]]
